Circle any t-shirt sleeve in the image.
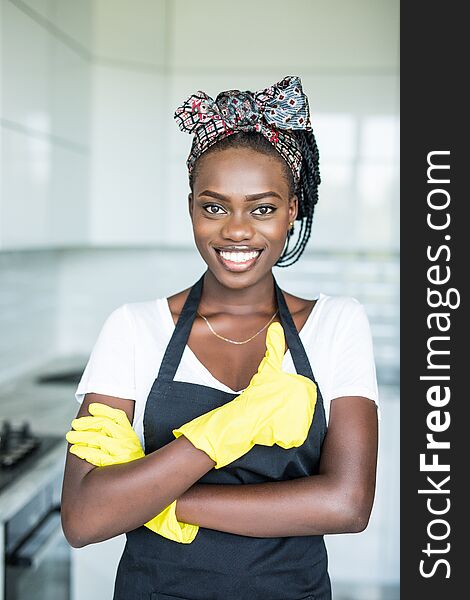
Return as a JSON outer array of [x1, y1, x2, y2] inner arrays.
[[75, 304, 136, 404], [327, 299, 380, 417]]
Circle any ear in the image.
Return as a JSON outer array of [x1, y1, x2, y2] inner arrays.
[[288, 194, 298, 223], [188, 193, 194, 220]]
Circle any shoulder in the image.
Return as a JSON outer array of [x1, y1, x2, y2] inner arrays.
[[311, 295, 375, 359], [284, 290, 365, 321], [300, 293, 371, 341], [319, 294, 370, 333], [97, 288, 193, 340], [316, 294, 365, 319], [106, 296, 170, 334]]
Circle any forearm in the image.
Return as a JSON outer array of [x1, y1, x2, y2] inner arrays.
[[175, 475, 371, 537], [62, 436, 215, 547]]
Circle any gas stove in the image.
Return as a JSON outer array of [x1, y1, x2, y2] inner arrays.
[[0, 420, 63, 494], [1, 419, 70, 600]]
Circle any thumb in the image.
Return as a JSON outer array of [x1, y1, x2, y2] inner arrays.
[[258, 322, 286, 373]]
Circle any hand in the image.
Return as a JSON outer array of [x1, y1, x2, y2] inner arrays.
[[66, 403, 144, 466], [66, 403, 199, 544], [173, 321, 317, 468]]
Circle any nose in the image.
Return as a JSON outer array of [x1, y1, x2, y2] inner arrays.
[[220, 213, 254, 241]]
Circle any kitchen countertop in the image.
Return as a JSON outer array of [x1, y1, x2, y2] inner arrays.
[[0, 439, 66, 523], [0, 355, 86, 435]]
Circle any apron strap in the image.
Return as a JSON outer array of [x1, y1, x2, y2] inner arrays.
[[274, 277, 316, 383], [156, 274, 205, 382]]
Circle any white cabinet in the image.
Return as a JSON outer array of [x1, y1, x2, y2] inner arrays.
[[0, 0, 91, 250]]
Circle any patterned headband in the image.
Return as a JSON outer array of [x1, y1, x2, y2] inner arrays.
[[174, 75, 312, 184]]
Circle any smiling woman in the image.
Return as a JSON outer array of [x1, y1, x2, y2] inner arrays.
[[61, 76, 379, 600]]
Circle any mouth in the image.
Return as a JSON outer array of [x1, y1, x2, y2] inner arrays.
[[213, 248, 264, 272]]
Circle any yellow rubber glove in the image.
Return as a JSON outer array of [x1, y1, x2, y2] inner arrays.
[[66, 403, 199, 544], [67, 403, 144, 466], [172, 321, 317, 469]]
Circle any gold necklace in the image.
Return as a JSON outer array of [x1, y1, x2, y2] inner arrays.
[[196, 309, 279, 345]]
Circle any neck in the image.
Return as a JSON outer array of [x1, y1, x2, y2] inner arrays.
[[199, 269, 277, 316]]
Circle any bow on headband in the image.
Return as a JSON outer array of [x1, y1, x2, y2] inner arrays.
[[174, 76, 312, 183]]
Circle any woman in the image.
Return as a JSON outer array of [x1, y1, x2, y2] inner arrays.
[[61, 76, 379, 600]]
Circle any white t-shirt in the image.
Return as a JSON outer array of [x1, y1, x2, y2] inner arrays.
[[75, 293, 380, 450]]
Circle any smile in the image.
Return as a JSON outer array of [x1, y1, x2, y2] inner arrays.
[[214, 249, 263, 272]]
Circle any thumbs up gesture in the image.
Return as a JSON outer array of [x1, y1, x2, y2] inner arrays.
[[242, 321, 318, 448], [173, 322, 318, 468]]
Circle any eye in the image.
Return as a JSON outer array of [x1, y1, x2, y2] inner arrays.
[[203, 204, 226, 215], [252, 205, 276, 216]]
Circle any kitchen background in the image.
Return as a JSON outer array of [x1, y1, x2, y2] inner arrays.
[[0, 1, 399, 599]]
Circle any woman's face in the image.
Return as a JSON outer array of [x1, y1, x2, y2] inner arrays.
[[189, 147, 298, 288]]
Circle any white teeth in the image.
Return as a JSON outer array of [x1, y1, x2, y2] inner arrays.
[[219, 250, 260, 263]]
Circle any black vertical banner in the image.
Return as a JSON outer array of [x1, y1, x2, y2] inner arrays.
[[401, 2, 467, 598]]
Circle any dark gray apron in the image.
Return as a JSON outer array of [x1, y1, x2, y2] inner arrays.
[[113, 272, 331, 600]]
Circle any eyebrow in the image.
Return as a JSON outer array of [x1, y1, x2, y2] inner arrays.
[[197, 190, 283, 202]]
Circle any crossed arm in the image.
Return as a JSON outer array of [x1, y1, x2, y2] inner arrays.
[[175, 394, 378, 537], [61, 392, 378, 547]]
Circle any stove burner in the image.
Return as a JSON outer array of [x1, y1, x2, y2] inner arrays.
[[0, 420, 40, 468], [0, 420, 63, 494]]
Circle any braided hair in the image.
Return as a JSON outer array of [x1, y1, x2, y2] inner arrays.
[[189, 130, 321, 267]]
